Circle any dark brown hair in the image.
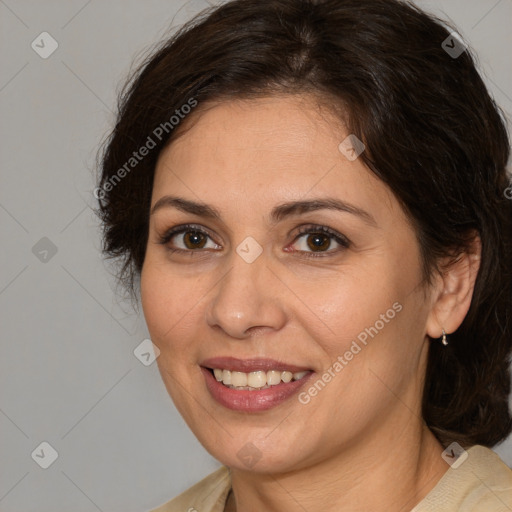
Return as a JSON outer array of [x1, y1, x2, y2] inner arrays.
[[97, 0, 512, 448]]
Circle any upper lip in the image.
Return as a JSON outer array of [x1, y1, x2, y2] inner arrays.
[[201, 357, 312, 373]]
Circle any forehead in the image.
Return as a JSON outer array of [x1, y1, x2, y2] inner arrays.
[[152, 95, 398, 220]]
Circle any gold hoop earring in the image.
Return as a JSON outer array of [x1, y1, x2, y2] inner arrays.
[[441, 328, 448, 346]]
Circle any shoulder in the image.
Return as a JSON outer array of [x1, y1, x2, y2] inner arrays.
[[413, 445, 512, 512], [463, 446, 512, 511], [148, 466, 231, 512]]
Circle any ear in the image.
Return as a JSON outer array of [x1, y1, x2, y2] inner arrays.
[[425, 233, 482, 339]]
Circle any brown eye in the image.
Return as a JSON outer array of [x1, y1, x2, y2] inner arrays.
[[182, 231, 208, 249], [305, 233, 331, 252], [158, 224, 222, 253], [290, 225, 350, 257]]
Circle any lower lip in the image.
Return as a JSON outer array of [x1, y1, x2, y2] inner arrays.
[[201, 367, 313, 412]]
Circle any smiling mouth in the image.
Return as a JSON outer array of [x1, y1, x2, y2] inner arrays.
[[201, 358, 314, 411], [205, 367, 311, 391]]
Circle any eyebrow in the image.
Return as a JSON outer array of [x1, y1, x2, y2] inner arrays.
[[151, 195, 377, 227]]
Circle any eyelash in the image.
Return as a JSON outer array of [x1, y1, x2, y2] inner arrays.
[[291, 225, 350, 257], [157, 223, 351, 258]]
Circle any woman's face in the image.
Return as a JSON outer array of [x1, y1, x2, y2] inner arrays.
[[141, 95, 436, 473]]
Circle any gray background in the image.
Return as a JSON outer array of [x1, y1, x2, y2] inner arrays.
[[0, 1, 511, 511]]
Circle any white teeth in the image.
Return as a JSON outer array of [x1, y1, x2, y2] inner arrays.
[[247, 371, 267, 388], [222, 369, 232, 385], [211, 368, 309, 389], [281, 371, 293, 383], [266, 370, 281, 386], [231, 371, 247, 387]]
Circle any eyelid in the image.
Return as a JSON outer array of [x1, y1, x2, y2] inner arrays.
[[288, 224, 351, 257], [158, 223, 219, 246], [292, 224, 350, 245]]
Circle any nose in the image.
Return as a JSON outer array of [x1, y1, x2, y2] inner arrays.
[[205, 249, 288, 339]]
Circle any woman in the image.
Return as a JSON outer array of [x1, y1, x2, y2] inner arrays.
[[96, 0, 512, 510]]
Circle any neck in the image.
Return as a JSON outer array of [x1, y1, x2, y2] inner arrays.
[[226, 423, 448, 512]]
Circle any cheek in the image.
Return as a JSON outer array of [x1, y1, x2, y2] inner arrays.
[[140, 258, 199, 350], [319, 285, 426, 408], [141, 263, 204, 415], [298, 260, 423, 414], [302, 265, 404, 350]]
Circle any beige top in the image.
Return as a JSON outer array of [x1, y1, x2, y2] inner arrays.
[[149, 445, 512, 512]]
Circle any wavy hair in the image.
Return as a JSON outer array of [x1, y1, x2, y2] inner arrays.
[[97, 0, 512, 447]]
